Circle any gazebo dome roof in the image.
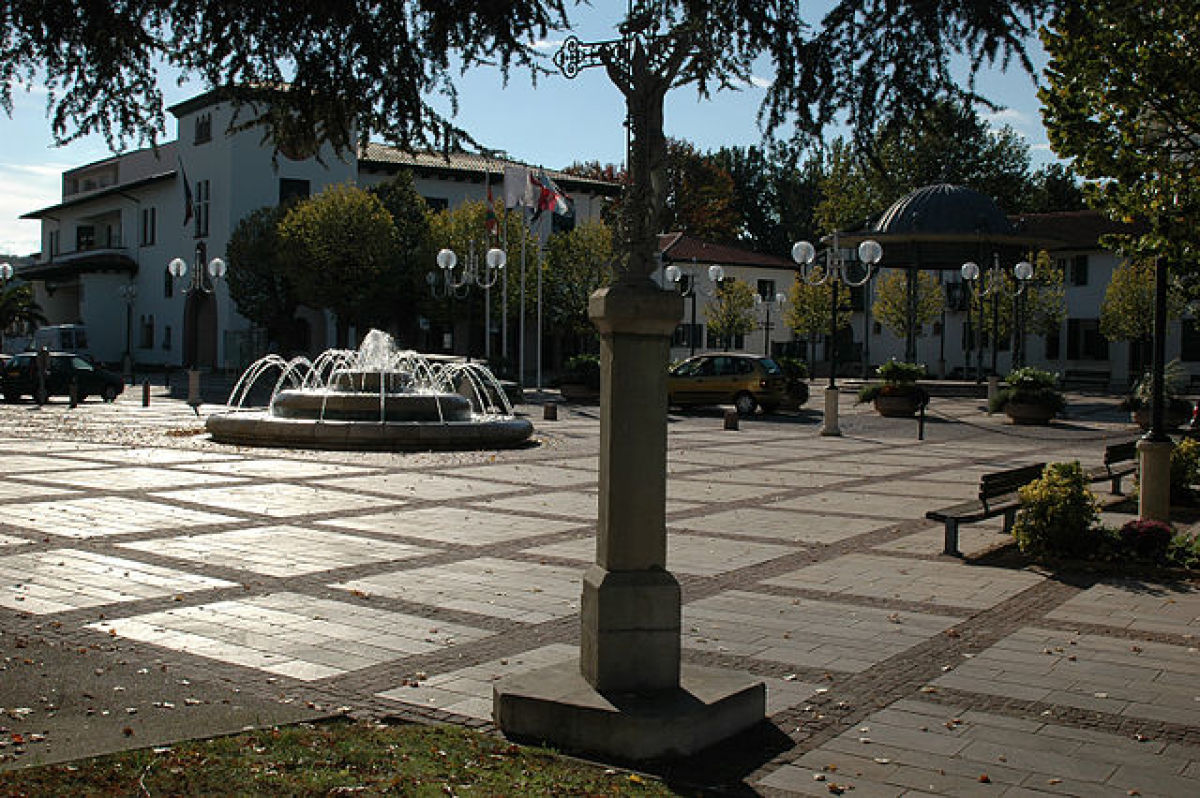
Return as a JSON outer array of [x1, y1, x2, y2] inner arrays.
[[872, 183, 1015, 236]]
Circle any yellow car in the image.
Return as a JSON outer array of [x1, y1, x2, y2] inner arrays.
[[668, 353, 787, 415]]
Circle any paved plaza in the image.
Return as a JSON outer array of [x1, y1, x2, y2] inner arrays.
[[0, 386, 1197, 796]]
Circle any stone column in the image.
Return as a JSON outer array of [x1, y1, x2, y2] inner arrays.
[[1137, 439, 1172, 522], [820, 385, 841, 436], [581, 283, 682, 691]]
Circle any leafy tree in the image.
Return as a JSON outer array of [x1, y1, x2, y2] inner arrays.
[[704, 278, 756, 351], [277, 184, 396, 346], [368, 171, 433, 344], [872, 269, 946, 362], [711, 143, 824, 255], [0, 282, 47, 351], [225, 205, 306, 353], [543, 221, 615, 347], [1024, 163, 1087, 214], [968, 252, 1066, 366], [660, 139, 741, 242], [1040, 0, 1200, 274], [1100, 259, 1186, 367], [785, 274, 850, 367]]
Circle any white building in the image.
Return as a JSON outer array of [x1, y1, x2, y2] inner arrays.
[[17, 88, 619, 370]]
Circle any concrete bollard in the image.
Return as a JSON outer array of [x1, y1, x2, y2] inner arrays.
[[142, 379, 151, 407], [723, 408, 739, 430], [543, 403, 558, 421]]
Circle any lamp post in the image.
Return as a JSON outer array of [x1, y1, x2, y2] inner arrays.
[[117, 282, 138, 382], [960, 259, 996, 382], [663, 261, 725, 356], [792, 234, 883, 436], [167, 253, 226, 409], [426, 245, 506, 360], [754, 291, 786, 356], [0, 262, 11, 355], [1011, 260, 1034, 369]]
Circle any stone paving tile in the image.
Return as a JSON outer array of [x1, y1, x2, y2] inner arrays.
[[64, 447, 245, 465], [772, 460, 916, 478], [429, 462, 598, 488], [11, 465, 246, 492], [332, 557, 581, 623], [535, 456, 597, 473], [3, 497, 240, 538], [152, 483, 396, 518], [682, 590, 962, 672], [88, 592, 491, 681], [168, 459, 376, 479], [675, 507, 891, 544], [0, 454, 114, 473], [763, 554, 1045, 609], [313, 472, 517, 501], [770, 491, 939, 520], [523, 532, 796, 577], [119, 526, 437, 578], [760, 697, 1192, 798], [714, 468, 857, 489], [932, 626, 1200, 725], [321, 506, 581, 546], [0, 482, 78, 502], [669, 449, 783, 468], [872, 522, 1008, 557], [470, 490, 702, 520], [666, 477, 793, 504], [0, 533, 30, 548], [378, 643, 819, 721], [849, 479, 977, 502], [0, 548, 235, 614], [1045, 579, 1200, 637]]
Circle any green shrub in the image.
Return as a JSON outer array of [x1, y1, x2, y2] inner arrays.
[[1117, 519, 1173, 562], [1012, 461, 1100, 558], [990, 366, 1066, 413], [876, 359, 925, 384], [857, 360, 928, 405], [1166, 531, 1200, 570], [1171, 437, 1200, 501], [1126, 358, 1189, 411], [561, 354, 601, 389], [776, 357, 809, 381]]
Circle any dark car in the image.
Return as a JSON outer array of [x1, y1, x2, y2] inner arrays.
[[2, 352, 124, 404]]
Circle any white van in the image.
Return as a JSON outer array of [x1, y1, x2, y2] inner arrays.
[[31, 325, 92, 359]]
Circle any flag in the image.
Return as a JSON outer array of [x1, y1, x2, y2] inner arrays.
[[178, 157, 194, 227], [485, 181, 498, 238], [530, 170, 569, 222], [503, 165, 534, 209]]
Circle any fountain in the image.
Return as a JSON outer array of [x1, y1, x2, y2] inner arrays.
[[205, 330, 534, 450]]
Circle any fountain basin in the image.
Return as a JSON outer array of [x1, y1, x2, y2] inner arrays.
[[206, 411, 534, 451], [270, 389, 474, 422]]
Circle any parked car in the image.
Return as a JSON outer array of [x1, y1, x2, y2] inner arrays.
[[668, 353, 787, 415], [2, 351, 124, 404]]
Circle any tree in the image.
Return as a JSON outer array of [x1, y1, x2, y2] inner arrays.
[[277, 184, 396, 346], [0, 282, 47, 351], [1040, 0, 1200, 275], [542, 221, 615, 348], [872, 269, 946, 363], [711, 143, 824, 255], [785, 274, 851, 368], [968, 252, 1066, 367], [225, 205, 306, 353], [660, 139, 741, 242], [1100, 259, 1186, 368], [368, 171, 433, 344], [704, 278, 756, 351]]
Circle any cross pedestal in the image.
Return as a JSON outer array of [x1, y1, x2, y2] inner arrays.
[[494, 282, 765, 760]]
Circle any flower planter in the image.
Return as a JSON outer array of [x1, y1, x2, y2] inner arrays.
[[558, 382, 600, 404], [874, 392, 922, 418], [1005, 400, 1057, 425], [1131, 401, 1192, 430]]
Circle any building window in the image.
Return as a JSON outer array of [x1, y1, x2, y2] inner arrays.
[[139, 315, 155, 349], [48, 230, 59, 257], [1070, 255, 1089, 286], [1045, 327, 1061, 360], [194, 113, 212, 144], [76, 225, 95, 251], [194, 179, 210, 237], [164, 266, 174, 299], [756, 279, 776, 300], [706, 329, 745, 350], [140, 207, 156, 246], [423, 196, 449, 212], [279, 178, 310, 205], [673, 323, 703, 349], [1067, 318, 1108, 360], [1182, 320, 1200, 362], [162, 325, 172, 351]]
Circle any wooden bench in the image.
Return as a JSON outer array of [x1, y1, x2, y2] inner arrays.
[[1085, 440, 1138, 495], [925, 463, 1046, 557]]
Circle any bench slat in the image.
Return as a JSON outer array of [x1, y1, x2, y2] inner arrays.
[[979, 463, 1045, 501]]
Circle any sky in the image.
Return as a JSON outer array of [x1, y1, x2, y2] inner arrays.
[[0, 5, 1055, 258]]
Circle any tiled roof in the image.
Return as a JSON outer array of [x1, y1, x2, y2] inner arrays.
[[658, 233, 794, 269], [1010, 210, 1146, 251], [357, 143, 621, 194]]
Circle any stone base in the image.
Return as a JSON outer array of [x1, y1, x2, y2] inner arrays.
[[493, 661, 765, 761]]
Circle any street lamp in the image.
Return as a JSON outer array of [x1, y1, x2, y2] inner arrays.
[[960, 259, 997, 382], [117, 282, 138, 381], [0, 262, 12, 283], [426, 245, 506, 358], [663, 260, 725, 356], [754, 291, 786, 356], [167, 253, 227, 409], [792, 234, 883, 436], [1011, 260, 1034, 369]]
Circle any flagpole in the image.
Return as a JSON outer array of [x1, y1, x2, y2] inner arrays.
[[483, 169, 491, 362], [501, 207, 508, 361], [537, 211, 546, 392], [520, 210, 527, 387]]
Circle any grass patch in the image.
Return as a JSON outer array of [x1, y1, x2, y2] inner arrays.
[[0, 720, 679, 797]]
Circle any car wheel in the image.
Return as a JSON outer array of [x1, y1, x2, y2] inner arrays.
[[102, 385, 118, 403], [33, 387, 49, 405], [734, 391, 757, 416], [3, 391, 17, 404]]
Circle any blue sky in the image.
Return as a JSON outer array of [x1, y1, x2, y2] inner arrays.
[[0, 5, 1054, 257]]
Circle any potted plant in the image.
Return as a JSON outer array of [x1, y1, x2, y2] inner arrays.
[[776, 356, 810, 410], [857, 359, 929, 417], [557, 353, 601, 404], [990, 366, 1065, 425], [1123, 358, 1193, 430]]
